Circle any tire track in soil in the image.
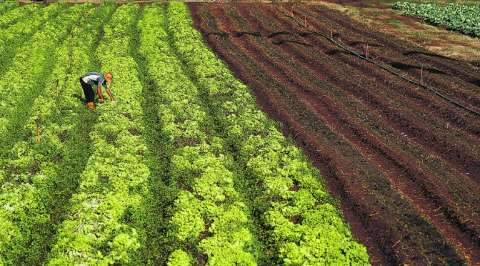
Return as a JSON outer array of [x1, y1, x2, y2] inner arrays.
[[189, 3, 480, 265], [301, 5, 480, 109], [225, 5, 480, 264], [190, 3, 464, 262]]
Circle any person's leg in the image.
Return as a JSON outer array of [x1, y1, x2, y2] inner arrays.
[[80, 78, 91, 101], [80, 78, 95, 109], [85, 85, 95, 103]]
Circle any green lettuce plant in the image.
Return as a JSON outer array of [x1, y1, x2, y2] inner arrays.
[[166, 3, 370, 265], [394, 2, 480, 37], [0, 3, 108, 264], [47, 5, 151, 265], [138, 6, 260, 265]]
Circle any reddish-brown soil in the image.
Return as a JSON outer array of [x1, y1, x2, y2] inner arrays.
[[189, 3, 480, 265], [313, 0, 368, 6]]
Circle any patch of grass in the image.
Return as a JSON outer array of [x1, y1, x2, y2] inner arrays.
[[412, 31, 425, 39], [386, 18, 404, 27]]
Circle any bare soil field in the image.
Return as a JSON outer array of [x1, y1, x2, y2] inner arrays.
[[313, 0, 480, 61], [189, 3, 480, 265]]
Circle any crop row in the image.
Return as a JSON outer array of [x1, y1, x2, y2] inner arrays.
[[0, 4, 61, 75], [0, 4, 115, 265], [0, 3, 371, 264], [138, 6, 260, 265], [0, 3, 69, 157], [47, 5, 152, 265], [0, 3, 33, 28], [0, 2, 17, 16], [166, 3, 369, 264], [394, 2, 480, 37]]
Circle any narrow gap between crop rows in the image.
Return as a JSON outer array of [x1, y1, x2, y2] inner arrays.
[[130, 5, 179, 264]]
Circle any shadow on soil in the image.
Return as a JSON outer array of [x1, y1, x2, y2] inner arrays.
[[389, 61, 447, 74]]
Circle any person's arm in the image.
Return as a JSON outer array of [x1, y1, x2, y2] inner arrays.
[[97, 84, 105, 103], [106, 85, 115, 101]]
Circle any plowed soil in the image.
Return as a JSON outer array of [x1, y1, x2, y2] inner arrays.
[[189, 3, 480, 265]]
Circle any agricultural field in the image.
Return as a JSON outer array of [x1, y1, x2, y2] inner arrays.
[[394, 2, 480, 37], [0, 2, 367, 265], [313, 0, 480, 61], [189, 2, 480, 265], [0, 1, 479, 266]]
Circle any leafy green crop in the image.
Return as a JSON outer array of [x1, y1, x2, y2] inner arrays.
[[0, 3, 66, 153], [47, 5, 152, 265], [394, 2, 480, 37], [0, 3, 102, 264], [0, 2, 17, 16], [0, 4, 36, 28], [0, 3, 373, 264], [166, 3, 370, 265], [0, 4, 61, 73], [138, 6, 260, 265]]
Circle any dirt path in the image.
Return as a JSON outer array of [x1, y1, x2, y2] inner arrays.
[[189, 3, 480, 265]]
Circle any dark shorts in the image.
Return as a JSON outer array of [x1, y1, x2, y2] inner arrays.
[[80, 78, 95, 103]]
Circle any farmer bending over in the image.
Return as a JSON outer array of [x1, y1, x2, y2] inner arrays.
[[80, 71, 114, 110]]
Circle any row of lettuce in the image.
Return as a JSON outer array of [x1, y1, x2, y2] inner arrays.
[[0, 3, 370, 265], [0, 3, 35, 28], [164, 3, 369, 265], [393, 2, 480, 37], [47, 4, 152, 265], [0, 5, 64, 80], [139, 6, 261, 265], [0, 3, 64, 146], [0, 3, 116, 265], [0, 2, 18, 17], [0, 4, 85, 261]]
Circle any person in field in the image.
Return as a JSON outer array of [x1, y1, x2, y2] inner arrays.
[[79, 71, 115, 110]]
